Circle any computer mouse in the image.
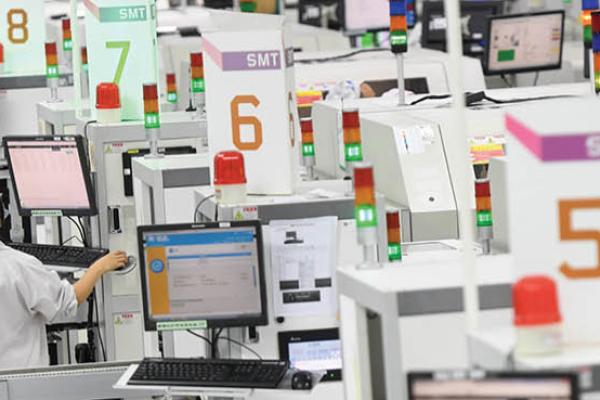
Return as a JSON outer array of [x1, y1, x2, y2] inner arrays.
[[116, 256, 136, 272], [291, 371, 313, 391]]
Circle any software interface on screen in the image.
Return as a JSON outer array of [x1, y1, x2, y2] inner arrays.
[[6, 138, 92, 211], [487, 13, 562, 73], [344, 0, 390, 32], [288, 339, 342, 371], [412, 377, 573, 399], [142, 227, 263, 322]]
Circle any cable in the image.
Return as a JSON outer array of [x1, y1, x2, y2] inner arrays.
[[500, 74, 513, 88], [295, 48, 390, 64], [533, 72, 540, 87], [409, 94, 452, 106], [66, 216, 88, 247], [213, 330, 262, 360], [60, 235, 84, 246], [186, 329, 213, 347], [77, 217, 90, 247], [92, 289, 107, 361], [481, 93, 575, 105], [193, 194, 215, 222]]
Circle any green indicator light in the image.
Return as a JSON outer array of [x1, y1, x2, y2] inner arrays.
[[585, 26, 593, 44], [63, 40, 73, 51], [192, 78, 205, 93], [240, 2, 257, 12], [388, 243, 402, 261], [361, 32, 376, 48], [167, 92, 177, 103], [595, 72, 600, 93], [302, 143, 315, 157], [82, 64, 89, 73], [477, 210, 493, 227], [355, 204, 378, 229], [391, 30, 407, 46], [46, 65, 59, 79], [345, 143, 363, 162], [144, 113, 160, 129]]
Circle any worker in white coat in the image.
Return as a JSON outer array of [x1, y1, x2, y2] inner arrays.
[[0, 240, 128, 370]]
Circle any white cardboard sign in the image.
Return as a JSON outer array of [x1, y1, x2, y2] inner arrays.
[[505, 99, 600, 343], [203, 29, 300, 195]]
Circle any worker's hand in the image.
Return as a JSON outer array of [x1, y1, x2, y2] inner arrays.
[[91, 251, 128, 273]]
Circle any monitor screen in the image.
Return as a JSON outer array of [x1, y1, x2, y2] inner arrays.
[[485, 11, 564, 75], [138, 221, 268, 331], [278, 328, 342, 381], [421, 0, 504, 56], [408, 371, 579, 400], [343, 0, 416, 33], [3, 135, 97, 216]]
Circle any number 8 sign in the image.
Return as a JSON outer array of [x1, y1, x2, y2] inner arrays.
[[0, 0, 45, 75]]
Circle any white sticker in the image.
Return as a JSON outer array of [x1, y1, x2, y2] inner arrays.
[[405, 126, 426, 154], [393, 126, 408, 155]]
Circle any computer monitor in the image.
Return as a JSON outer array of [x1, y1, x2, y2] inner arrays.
[[138, 221, 269, 331], [2, 135, 97, 217], [298, 0, 343, 30], [278, 328, 342, 381], [408, 371, 579, 400], [342, 0, 416, 34], [421, 0, 504, 56], [484, 11, 564, 75]]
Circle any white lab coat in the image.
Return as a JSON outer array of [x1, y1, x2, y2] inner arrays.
[[0, 241, 78, 370]]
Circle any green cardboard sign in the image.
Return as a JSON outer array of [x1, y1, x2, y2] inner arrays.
[[84, 0, 159, 121]]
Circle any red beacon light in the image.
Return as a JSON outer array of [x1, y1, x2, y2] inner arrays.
[[214, 151, 248, 205], [342, 109, 363, 171], [95, 82, 121, 124], [386, 208, 402, 262], [513, 275, 562, 356], [81, 47, 88, 68]]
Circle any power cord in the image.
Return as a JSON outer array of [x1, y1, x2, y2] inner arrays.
[[66, 216, 89, 247], [92, 289, 107, 361], [193, 194, 215, 222], [213, 329, 263, 360], [409, 91, 575, 107]]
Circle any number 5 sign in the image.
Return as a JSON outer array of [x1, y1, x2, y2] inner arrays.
[[203, 30, 300, 195], [505, 98, 600, 344], [84, 0, 158, 120], [0, 0, 45, 75]]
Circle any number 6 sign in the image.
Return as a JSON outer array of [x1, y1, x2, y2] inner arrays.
[[203, 30, 300, 195], [0, 0, 45, 74]]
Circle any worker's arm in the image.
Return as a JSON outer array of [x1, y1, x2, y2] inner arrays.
[[73, 251, 128, 304]]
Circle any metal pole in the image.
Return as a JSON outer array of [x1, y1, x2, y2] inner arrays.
[[443, 0, 480, 335]]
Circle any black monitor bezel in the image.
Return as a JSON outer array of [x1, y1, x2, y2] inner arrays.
[[407, 370, 579, 400], [2, 135, 98, 217], [421, 0, 505, 54], [278, 328, 341, 381], [483, 10, 565, 76], [137, 220, 269, 331]]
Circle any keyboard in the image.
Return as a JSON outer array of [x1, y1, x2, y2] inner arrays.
[[129, 358, 289, 389], [8, 242, 109, 269]]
